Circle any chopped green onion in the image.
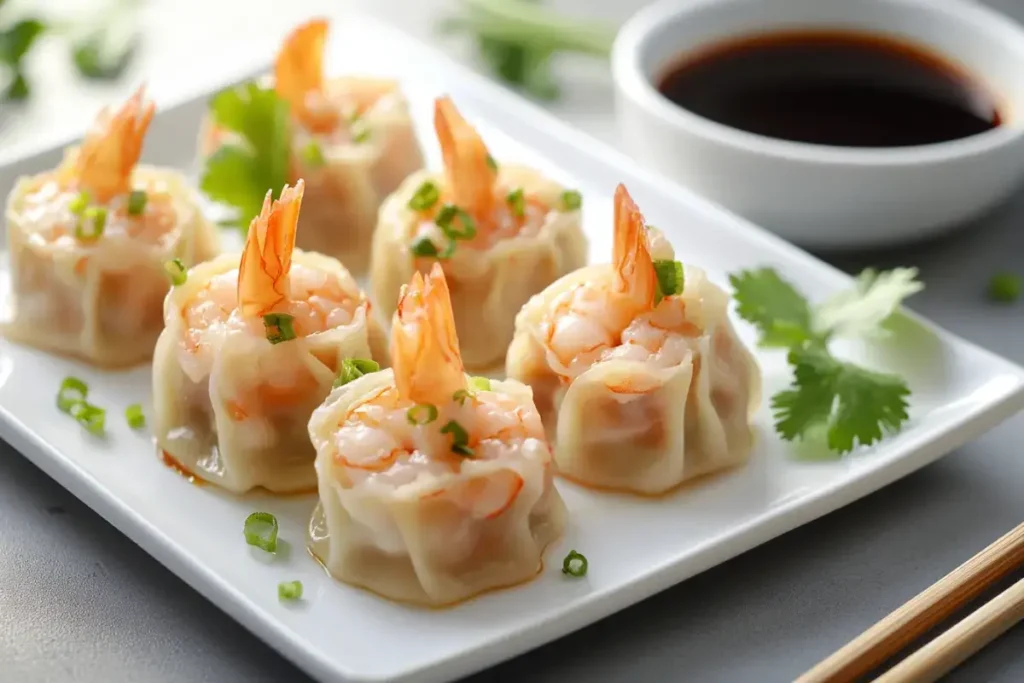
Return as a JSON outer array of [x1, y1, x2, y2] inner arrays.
[[125, 403, 145, 429], [653, 260, 684, 304], [469, 376, 492, 391], [452, 389, 472, 405], [300, 141, 325, 168], [263, 313, 297, 344], [439, 239, 457, 259], [410, 236, 441, 258], [987, 272, 1020, 304], [407, 403, 439, 425], [506, 187, 525, 218], [278, 580, 303, 601], [71, 402, 106, 436], [435, 204, 477, 241], [68, 191, 91, 215], [57, 377, 88, 413], [351, 119, 371, 144], [440, 419, 473, 457], [408, 181, 440, 212], [486, 153, 498, 172], [562, 550, 588, 577], [75, 206, 107, 241], [334, 358, 381, 388], [127, 190, 148, 216], [163, 258, 187, 286], [243, 512, 279, 553], [559, 189, 582, 211]]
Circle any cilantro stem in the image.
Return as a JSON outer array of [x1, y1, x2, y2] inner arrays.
[[447, 0, 616, 57]]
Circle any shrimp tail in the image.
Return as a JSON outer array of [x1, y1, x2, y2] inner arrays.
[[238, 180, 304, 318], [275, 18, 337, 133], [434, 96, 496, 221], [613, 184, 658, 310], [62, 85, 155, 202], [391, 263, 467, 405]]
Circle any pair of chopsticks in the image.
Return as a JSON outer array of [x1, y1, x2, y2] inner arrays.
[[798, 522, 1024, 683]]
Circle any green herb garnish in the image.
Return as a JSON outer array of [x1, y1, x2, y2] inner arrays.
[[262, 313, 297, 345], [300, 140, 325, 168], [68, 191, 90, 216], [407, 403, 439, 425], [163, 258, 187, 286], [410, 237, 441, 258], [440, 0, 614, 101], [987, 273, 1020, 304], [243, 512, 278, 553], [469, 376, 492, 391], [730, 267, 922, 454], [333, 358, 381, 388], [278, 580, 303, 601], [0, 18, 46, 101], [126, 189, 147, 215], [75, 206, 107, 241], [125, 403, 145, 429], [440, 419, 473, 457], [68, 0, 141, 81], [201, 83, 290, 232], [70, 401, 106, 436], [506, 187, 525, 217], [435, 204, 477, 241], [408, 181, 440, 212], [562, 550, 588, 577], [57, 377, 88, 413], [559, 189, 582, 211], [653, 260, 684, 304], [452, 389, 472, 405]]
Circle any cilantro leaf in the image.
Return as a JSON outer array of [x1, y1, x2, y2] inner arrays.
[[0, 18, 46, 101], [814, 267, 923, 339], [729, 268, 816, 348], [772, 345, 910, 454], [200, 83, 290, 232]]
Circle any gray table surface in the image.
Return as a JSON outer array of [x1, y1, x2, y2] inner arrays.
[[5, 2, 1024, 682]]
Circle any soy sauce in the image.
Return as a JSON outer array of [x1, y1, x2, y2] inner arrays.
[[657, 31, 1001, 148]]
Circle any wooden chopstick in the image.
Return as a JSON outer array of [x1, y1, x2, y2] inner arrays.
[[875, 577, 1024, 683], [797, 521, 1024, 683]]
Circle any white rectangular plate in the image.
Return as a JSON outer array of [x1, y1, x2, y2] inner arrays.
[[2, 15, 1024, 683]]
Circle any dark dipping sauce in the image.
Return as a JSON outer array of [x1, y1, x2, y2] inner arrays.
[[657, 31, 1001, 148]]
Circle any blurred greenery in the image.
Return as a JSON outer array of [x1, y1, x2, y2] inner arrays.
[[0, 0, 141, 102]]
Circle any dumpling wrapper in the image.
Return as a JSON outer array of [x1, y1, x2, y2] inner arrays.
[[4, 166, 219, 367], [308, 369, 566, 606], [152, 250, 388, 494], [370, 165, 588, 371], [507, 263, 762, 495], [199, 80, 424, 275]]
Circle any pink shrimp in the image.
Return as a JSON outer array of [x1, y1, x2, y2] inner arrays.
[[238, 180, 304, 318], [274, 18, 339, 134], [390, 262, 468, 405], [58, 86, 155, 202], [434, 96, 498, 225]]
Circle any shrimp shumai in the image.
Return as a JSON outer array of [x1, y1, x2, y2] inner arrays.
[[3, 87, 219, 367], [152, 181, 388, 494], [370, 96, 588, 371], [308, 263, 566, 607], [507, 185, 762, 496], [199, 18, 424, 274]]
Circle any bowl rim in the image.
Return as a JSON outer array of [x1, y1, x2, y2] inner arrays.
[[611, 0, 1024, 167]]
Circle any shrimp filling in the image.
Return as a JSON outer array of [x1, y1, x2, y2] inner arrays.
[[409, 187, 552, 251], [183, 263, 361, 350], [332, 385, 544, 496], [18, 176, 179, 249]]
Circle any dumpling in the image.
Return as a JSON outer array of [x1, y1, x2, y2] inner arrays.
[[506, 184, 761, 495], [308, 263, 565, 606], [3, 87, 219, 367], [199, 18, 424, 275], [370, 96, 588, 371], [152, 180, 388, 494]]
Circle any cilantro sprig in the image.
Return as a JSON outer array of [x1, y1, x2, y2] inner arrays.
[[730, 267, 923, 454], [0, 11, 46, 100], [200, 83, 291, 232]]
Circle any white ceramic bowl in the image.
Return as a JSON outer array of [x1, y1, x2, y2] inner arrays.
[[612, 0, 1024, 249]]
